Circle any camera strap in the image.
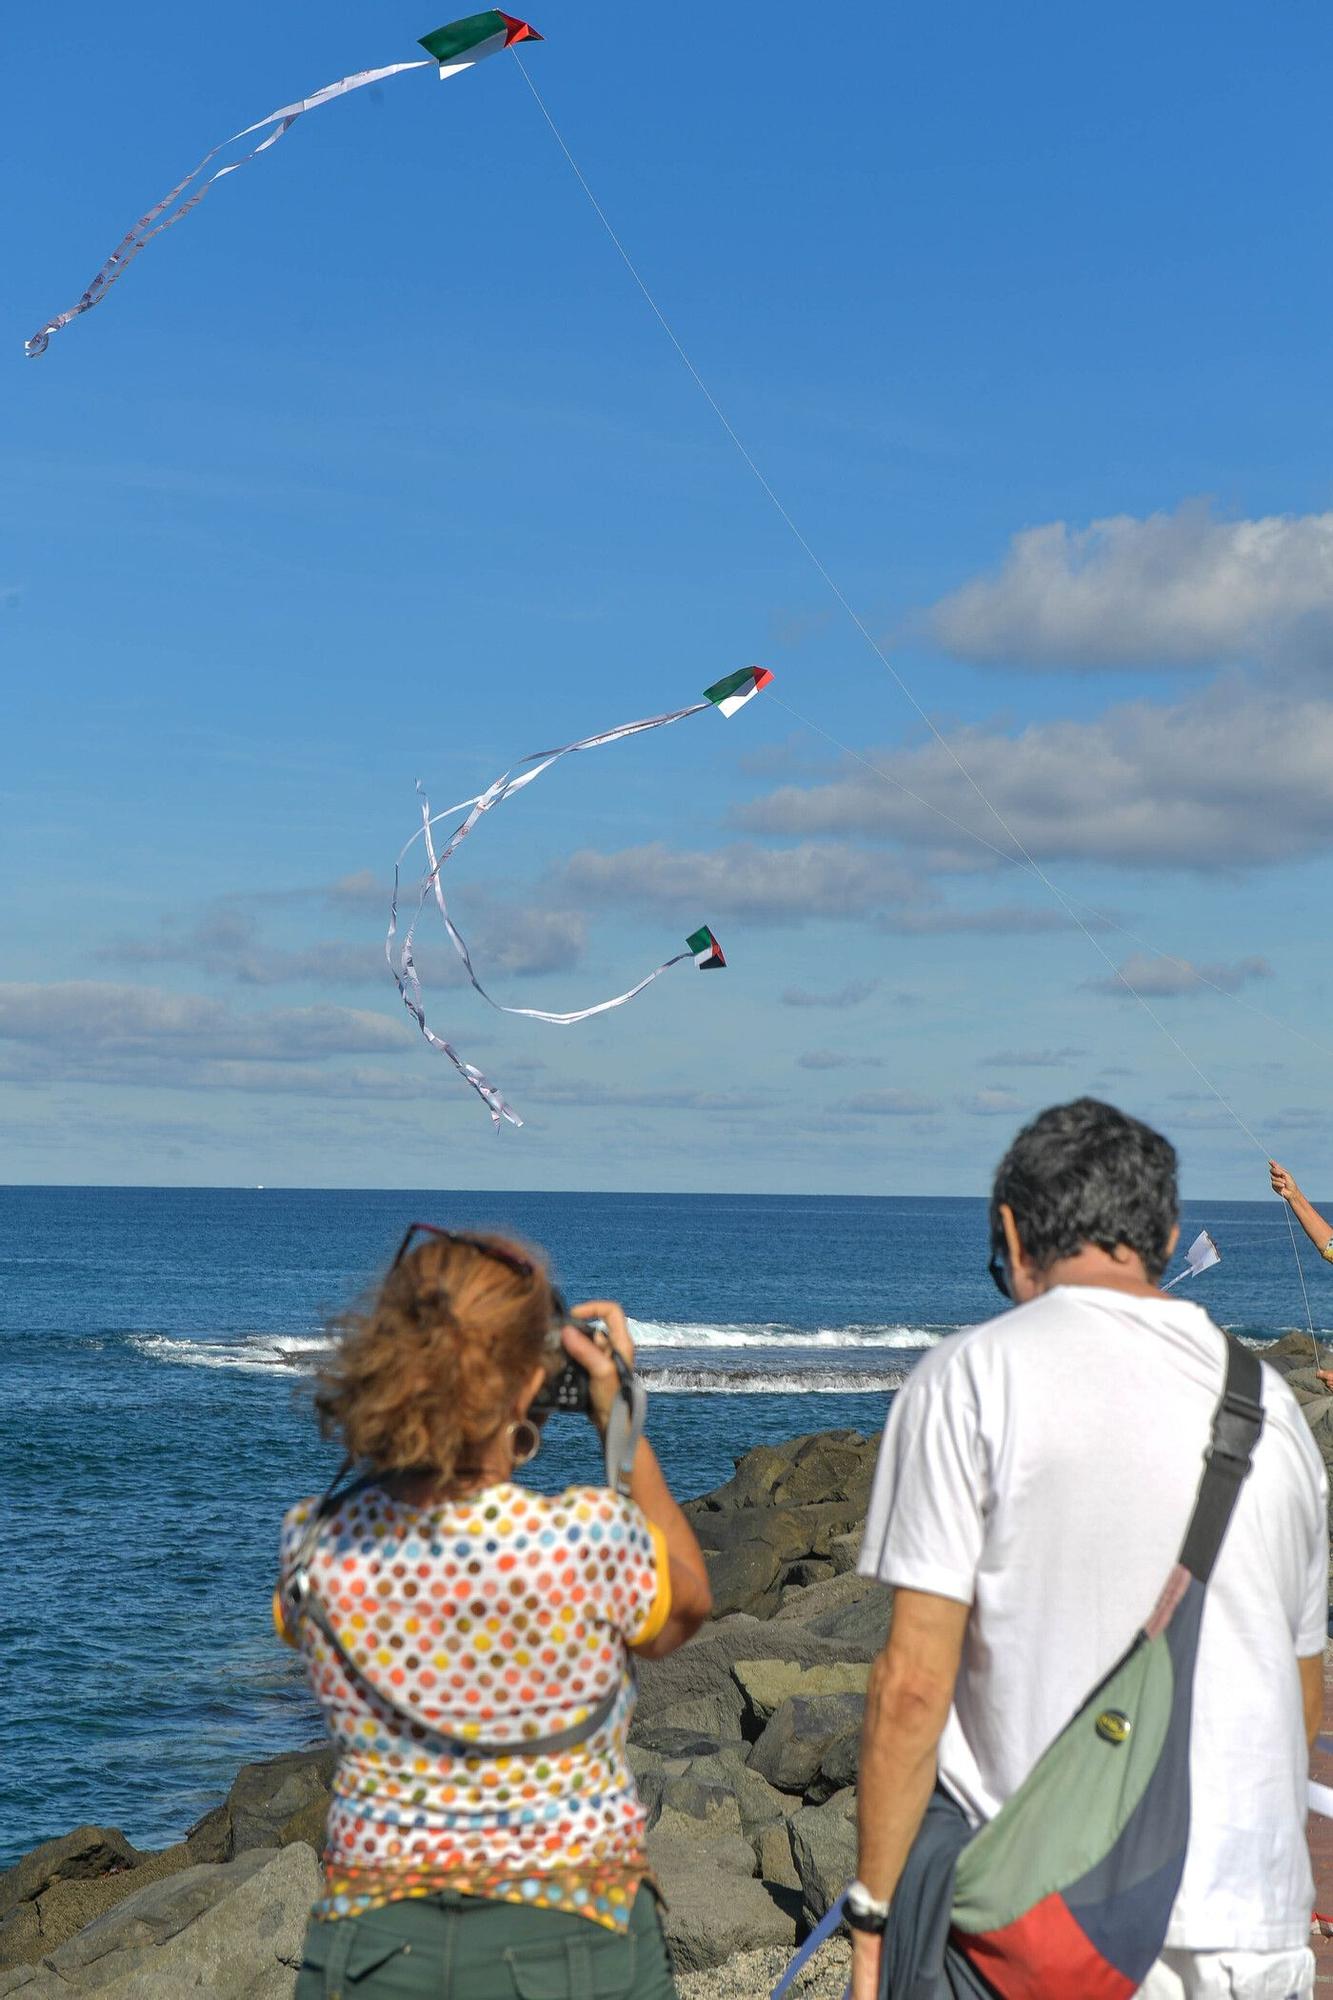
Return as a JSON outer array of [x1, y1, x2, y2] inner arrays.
[[605, 1354, 647, 1496], [280, 1464, 632, 1758]]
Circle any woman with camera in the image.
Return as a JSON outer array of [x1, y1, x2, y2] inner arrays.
[[276, 1223, 712, 1999]]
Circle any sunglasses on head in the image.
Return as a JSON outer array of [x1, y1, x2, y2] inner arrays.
[[390, 1221, 534, 1282]]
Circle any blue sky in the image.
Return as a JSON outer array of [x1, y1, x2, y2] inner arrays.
[[5, 0, 1333, 1194]]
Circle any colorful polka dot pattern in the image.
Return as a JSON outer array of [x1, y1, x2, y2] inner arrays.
[[278, 1481, 669, 1933]]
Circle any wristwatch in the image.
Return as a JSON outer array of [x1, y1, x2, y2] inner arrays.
[[845, 1880, 890, 1935]]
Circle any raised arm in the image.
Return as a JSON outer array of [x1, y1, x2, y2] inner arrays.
[[564, 1300, 712, 1657], [1270, 1161, 1333, 1260]]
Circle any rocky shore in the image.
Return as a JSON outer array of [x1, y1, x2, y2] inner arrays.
[[4, 1345, 1331, 1999]]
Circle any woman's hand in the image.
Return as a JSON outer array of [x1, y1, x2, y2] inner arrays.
[[561, 1299, 634, 1436], [1270, 1160, 1299, 1202]]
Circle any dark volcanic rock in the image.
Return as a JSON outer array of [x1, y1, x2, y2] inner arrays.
[[749, 1694, 867, 1796], [788, 1790, 858, 1928], [0, 1829, 141, 1922]]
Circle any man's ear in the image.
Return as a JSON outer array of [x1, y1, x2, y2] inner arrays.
[[999, 1202, 1025, 1272], [1164, 1222, 1180, 1261], [999, 1202, 1040, 1300]]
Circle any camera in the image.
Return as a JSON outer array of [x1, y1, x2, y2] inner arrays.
[[530, 1304, 604, 1417]]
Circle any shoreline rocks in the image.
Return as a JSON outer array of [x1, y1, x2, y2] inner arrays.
[[4, 1392, 1330, 1999]]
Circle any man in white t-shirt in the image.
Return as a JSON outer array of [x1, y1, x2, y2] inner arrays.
[[851, 1099, 1328, 2000]]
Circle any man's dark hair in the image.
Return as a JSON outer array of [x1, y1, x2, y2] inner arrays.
[[989, 1098, 1179, 1281]]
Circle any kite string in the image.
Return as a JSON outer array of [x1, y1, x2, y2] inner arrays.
[[514, 52, 1318, 1326]]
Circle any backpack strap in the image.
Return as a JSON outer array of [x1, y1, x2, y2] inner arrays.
[[1177, 1333, 1264, 1584]]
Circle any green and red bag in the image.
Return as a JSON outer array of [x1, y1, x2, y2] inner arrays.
[[948, 1335, 1264, 1998]]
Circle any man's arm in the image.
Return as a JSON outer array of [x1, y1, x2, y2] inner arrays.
[[852, 1588, 970, 2000], [1270, 1162, 1333, 1261], [1301, 1652, 1324, 1754]]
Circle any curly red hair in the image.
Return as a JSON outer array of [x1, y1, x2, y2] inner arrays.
[[314, 1232, 555, 1476]]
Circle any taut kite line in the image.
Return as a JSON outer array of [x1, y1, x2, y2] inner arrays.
[[24, 11, 541, 357], [387, 668, 771, 1127]]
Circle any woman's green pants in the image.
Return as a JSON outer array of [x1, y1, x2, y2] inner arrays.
[[294, 1885, 679, 1999]]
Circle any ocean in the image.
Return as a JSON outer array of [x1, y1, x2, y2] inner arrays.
[[2, 1185, 1326, 1869]]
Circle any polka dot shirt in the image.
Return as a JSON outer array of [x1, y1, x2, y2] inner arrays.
[[276, 1481, 671, 1931]]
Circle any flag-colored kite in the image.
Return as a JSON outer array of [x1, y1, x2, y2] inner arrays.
[[24, 12, 542, 357], [704, 666, 774, 718], [387, 670, 772, 1126], [419, 10, 542, 74], [1162, 1229, 1221, 1289], [688, 925, 726, 970]]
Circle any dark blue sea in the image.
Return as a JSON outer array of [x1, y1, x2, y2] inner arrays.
[[1, 1186, 1326, 1869]]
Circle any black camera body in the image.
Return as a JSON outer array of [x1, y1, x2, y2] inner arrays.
[[530, 1314, 603, 1416]]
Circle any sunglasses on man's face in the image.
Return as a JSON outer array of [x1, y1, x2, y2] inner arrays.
[[988, 1248, 1011, 1301], [390, 1222, 534, 1281]]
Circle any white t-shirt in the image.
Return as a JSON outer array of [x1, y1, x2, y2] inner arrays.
[[858, 1286, 1329, 1951]]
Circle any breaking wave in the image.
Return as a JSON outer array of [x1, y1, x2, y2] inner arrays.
[[128, 1332, 330, 1373], [642, 1366, 907, 1395], [127, 1319, 947, 1380], [627, 1320, 943, 1350]]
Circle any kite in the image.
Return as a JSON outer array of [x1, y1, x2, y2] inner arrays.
[[24, 11, 542, 357], [387, 668, 773, 1127], [1162, 1229, 1221, 1290]]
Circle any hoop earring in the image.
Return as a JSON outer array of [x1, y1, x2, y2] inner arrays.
[[507, 1418, 541, 1467]]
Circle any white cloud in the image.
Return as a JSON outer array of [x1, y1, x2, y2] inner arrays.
[[738, 689, 1333, 871], [558, 841, 920, 920], [0, 983, 405, 1061], [98, 901, 587, 986], [831, 1089, 937, 1116], [928, 503, 1333, 667], [1084, 953, 1272, 999], [781, 980, 879, 1009], [960, 1088, 1026, 1117], [986, 1047, 1087, 1068], [796, 1050, 883, 1071]]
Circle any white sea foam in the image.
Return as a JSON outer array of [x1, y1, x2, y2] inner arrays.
[[627, 1319, 944, 1351], [128, 1332, 329, 1373], [128, 1320, 943, 1380], [643, 1366, 907, 1395]]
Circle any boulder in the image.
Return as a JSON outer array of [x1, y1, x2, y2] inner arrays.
[[788, 1791, 858, 1928], [631, 1722, 738, 1761], [658, 1754, 794, 1859], [634, 1615, 878, 1750], [771, 1571, 876, 1628], [749, 1695, 867, 1797], [1265, 1333, 1323, 1371], [779, 1560, 835, 1594], [807, 1731, 860, 1805], [803, 1591, 891, 1655], [0, 1829, 140, 1922], [187, 1747, 334, 1865], [731, 1660, 870, 1734], [8, 1843, 319, 1998], [826, 1530, 863, 1577], [688, 1443, 794, 1513], [657, 1775, 741, 1826], [756, 1821, 802, 1894], [647, 1809, 795, 1972]]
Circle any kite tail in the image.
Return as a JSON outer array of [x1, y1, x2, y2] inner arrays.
[[25, 60, 430, 356], [386, 859, 523, 1129]]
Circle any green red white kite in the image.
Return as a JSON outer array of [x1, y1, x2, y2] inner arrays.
[[419, 10, 542, 75], [704, 666, 774, 718], [388, 671, 771, 1126], [687, 926, 727, 970], [25, 12, 542, 357]]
